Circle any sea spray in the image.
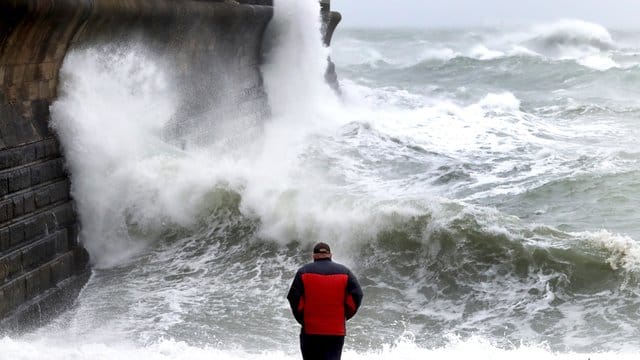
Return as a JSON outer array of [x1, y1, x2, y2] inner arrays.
[[49, 0, 354, 266], [50, 46, 181, 267], [237, 0, 379, 247], [262, 0, 336, 122]]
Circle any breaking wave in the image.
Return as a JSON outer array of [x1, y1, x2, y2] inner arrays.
[[336, 20, 625, 71]]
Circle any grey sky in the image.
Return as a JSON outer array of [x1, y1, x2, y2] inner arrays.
[[331, 0, 640, 29]]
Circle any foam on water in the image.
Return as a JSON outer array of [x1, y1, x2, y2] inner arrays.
[[332, 90, 576, 200], [2, 335, 639, 360], [469, 45, 505, 60], [577, 54, 619, 70], [573, 230, 640, 272]]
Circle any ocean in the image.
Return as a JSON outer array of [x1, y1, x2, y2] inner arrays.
[[3, 0, 640, 359]]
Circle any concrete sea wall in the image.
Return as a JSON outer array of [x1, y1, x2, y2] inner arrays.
[[0, 0, 341, 330]]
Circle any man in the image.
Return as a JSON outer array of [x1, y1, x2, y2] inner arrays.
[[287, 242, 364, 360]]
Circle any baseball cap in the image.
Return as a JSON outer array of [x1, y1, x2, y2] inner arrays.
[[313, 242, 331, 254]]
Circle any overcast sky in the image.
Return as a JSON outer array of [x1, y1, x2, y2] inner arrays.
[[331, 0, 640, 29]]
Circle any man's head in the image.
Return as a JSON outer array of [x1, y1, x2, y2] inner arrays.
[[312, 242, 332, 261]]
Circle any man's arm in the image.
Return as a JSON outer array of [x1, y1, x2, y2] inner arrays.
[[287, 270, 305, 325], [345, 270, 363, 320]]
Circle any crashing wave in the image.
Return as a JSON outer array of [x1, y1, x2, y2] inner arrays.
[[522, 19, 615, 56]]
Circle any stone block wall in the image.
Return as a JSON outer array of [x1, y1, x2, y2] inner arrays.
[[0, 0, 91, 328], [0, 138, 88, 329]]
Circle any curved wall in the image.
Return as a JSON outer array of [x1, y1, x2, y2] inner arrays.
[[0, 0, 273, 330]]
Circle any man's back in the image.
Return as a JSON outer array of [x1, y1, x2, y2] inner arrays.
[[290, 259, 361, 335]]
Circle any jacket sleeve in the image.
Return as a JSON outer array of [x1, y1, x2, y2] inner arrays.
[[287, 270, 304, 325], [345, 270, 363, 320]]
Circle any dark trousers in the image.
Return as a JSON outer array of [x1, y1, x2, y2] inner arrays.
[[299, 333, 345, 360]]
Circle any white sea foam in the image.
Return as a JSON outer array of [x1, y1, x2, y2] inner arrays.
[[573, 230, 640, 272], [1, 335, 637, 360], [469, 44, 505, 60], [577, 54, 620, 70], [337, 91, 572, 200], [420, 47, 459, 62]]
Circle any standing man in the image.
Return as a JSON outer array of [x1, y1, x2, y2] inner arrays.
[[287, 242, 364, 360]]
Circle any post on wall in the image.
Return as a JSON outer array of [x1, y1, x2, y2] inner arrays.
[[319, 0, 342, 92]]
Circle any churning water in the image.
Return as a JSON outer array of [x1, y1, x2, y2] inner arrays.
[[3, 0, 640, 358]]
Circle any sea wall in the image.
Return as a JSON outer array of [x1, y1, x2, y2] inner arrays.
[[0, 0, 340, 330], [0, 0, 275, 331]]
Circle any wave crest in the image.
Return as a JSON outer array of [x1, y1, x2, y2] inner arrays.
[[525, 19, 615, 54]]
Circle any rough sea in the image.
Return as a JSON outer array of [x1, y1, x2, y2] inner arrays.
[[3, 1, 640, 359]]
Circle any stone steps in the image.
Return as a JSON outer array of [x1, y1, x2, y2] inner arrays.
[[0, 137, 85, 321], [0, 250, 81, 321], [0, 156, 66, 198]]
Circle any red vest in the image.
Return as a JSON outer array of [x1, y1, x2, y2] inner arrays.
[[299, 273, 356, 335], [287, 259, 362, 336]]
